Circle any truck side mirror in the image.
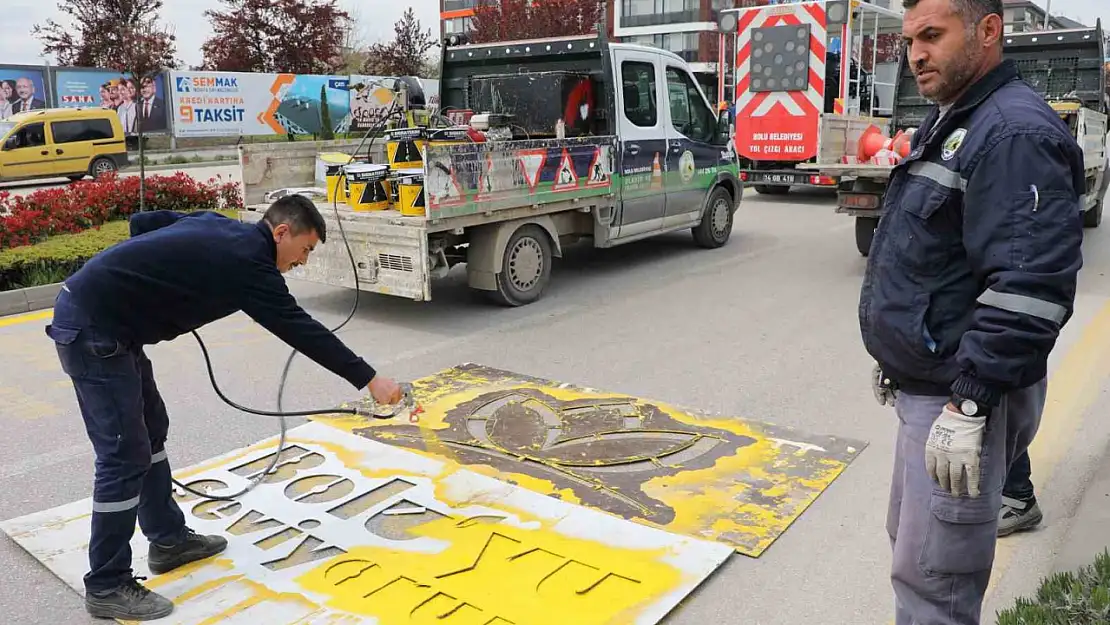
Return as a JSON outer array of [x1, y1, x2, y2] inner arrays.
[[3, 136, 17, 150], [716, 113, 731, 145]]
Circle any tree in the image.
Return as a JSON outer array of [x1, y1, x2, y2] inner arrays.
[[363, 8, 439, 77], [104, 17, 176, 212], [319, 84, 335, 139], [200, 0, 350, 74], [32, 0, 179, 68], [468, 0, 606, 44]]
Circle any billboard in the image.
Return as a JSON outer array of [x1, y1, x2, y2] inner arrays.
[[349, 75, 440, 132], [52, 69, 171, 135], [0, 66, 49, 121], [169, 71, 352, 138]]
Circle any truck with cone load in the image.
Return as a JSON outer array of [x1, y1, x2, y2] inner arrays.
[[237, 30, 742, 306], [715, 0, 907, 195], [796, 20, 1109, 255]]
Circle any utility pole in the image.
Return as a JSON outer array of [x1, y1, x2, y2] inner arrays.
[[1043, 0, 1051, 29]]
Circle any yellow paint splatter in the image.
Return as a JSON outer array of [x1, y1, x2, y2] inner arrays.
[[295, 515, 685, 625], [309, 365, 861, 557]]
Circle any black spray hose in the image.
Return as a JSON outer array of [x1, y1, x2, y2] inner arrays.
[[171, 101, 408, 502]]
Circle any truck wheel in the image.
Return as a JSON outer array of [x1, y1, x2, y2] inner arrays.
[[488, 224, 552, 307], [856, 216, 878, 257], [90, 157, 117, 179], [1083, 201, 1103, 228], [754, 185, 789, 195], [692, 186, 734, 248]]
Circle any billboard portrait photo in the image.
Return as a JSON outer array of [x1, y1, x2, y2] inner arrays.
[[53, 69, 171, 135], [0, 66, 49, 121]]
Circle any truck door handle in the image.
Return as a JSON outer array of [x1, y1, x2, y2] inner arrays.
[[628, 143, 640, 155], [40, 150, 48, 156], [55, 149, 64, 155]]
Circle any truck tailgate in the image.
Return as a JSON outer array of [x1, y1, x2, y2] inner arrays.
[[288, 209, 430, 301]]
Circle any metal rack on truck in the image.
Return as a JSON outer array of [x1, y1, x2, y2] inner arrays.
[[716, 0, 905, 195], [238, 30, 741, 306], [800, 21, 1110, 256]]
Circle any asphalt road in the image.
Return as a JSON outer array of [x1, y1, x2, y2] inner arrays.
[[2, 186, 1110, 624]]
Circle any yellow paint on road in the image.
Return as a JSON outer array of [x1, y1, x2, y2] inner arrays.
[[0, 309, 52, 328]]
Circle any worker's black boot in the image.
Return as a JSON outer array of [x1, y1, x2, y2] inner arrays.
[[147, 528, 228, 575], [998, 495, 1042, 537], [85, 576, 174, 621]]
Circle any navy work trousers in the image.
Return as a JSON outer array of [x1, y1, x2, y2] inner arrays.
[[46, 287, 187, 594], [1003, 450, 1035, 501]]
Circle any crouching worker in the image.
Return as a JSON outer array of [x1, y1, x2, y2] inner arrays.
[[45, 195, 402, 621]]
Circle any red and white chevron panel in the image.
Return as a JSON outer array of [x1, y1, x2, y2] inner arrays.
[[733, 1, 829, 162]]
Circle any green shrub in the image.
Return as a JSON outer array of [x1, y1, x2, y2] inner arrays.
[[996, 549, 1110, 624], [0, 210, 241, 291]]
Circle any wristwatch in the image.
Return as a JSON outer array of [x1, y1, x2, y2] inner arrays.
[[951, 395, 991, 418]]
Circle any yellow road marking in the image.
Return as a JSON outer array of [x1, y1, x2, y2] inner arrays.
[[0, 310, 53, 328], [986, 299, 1110, 595]]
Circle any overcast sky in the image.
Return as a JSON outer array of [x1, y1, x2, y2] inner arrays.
[[0, 0, 1106, 69]]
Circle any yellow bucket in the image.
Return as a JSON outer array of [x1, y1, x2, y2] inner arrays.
[[385, 127, 428, 169], [395, 169, 426, 217], [344, 163, 391, 212], [317, 152, 354, 203]]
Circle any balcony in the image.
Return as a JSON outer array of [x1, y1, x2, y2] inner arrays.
[[443, 0, 479, 12], [620, 9, 701, 27]]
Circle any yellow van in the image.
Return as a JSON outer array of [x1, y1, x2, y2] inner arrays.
[[0, 107, 129, 183]]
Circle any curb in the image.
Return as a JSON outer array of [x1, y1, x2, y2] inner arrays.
[[0, 282, 62, 317]]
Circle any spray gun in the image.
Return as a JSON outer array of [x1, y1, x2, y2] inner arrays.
[[349, 382, 422, 422]]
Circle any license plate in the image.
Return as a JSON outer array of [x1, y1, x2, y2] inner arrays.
[[751, 172, 803, 184]]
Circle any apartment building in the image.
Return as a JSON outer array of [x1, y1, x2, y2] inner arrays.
[[1002, 0, 1085, 33]]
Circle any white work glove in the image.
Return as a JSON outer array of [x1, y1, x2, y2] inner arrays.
[[871, 363, 897, 407], [925, 405, 986, 497]]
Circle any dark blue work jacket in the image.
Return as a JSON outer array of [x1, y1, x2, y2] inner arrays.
[[859, 59, 1086, 406]]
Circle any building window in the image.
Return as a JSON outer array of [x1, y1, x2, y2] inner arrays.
[[444, 16, 472, 34], [625, 33, 700, 62], [620, 0, 700, 27], [442, 0, 479, 11]]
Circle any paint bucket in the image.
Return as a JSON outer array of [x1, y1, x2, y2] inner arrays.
[[395, 169, 426, 217], [316, 152, 354, 203], [344, 163, 390, 212], [427, 126, 472, 146], [386, 127, 428, 169]]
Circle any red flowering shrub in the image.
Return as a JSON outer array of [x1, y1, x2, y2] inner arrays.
[[0, 172, 243, 250]]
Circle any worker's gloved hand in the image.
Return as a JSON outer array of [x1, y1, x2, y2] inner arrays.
[[871, 363, 897, 407], [925, 405, 986, 497], [368, 375, 403, 405]]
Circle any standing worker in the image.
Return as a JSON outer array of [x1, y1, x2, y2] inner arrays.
[[44, 195, 403, 621], [860, 0, 1085, 622]]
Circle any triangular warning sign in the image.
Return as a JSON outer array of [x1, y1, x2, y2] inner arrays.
[[426, 160, 466, 209], [551, 149, 579, 192], [650, 153, 663, 190], [517, 149, 547, 193], [475, 152, 497, 200], [585, 147, 611, 188]]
